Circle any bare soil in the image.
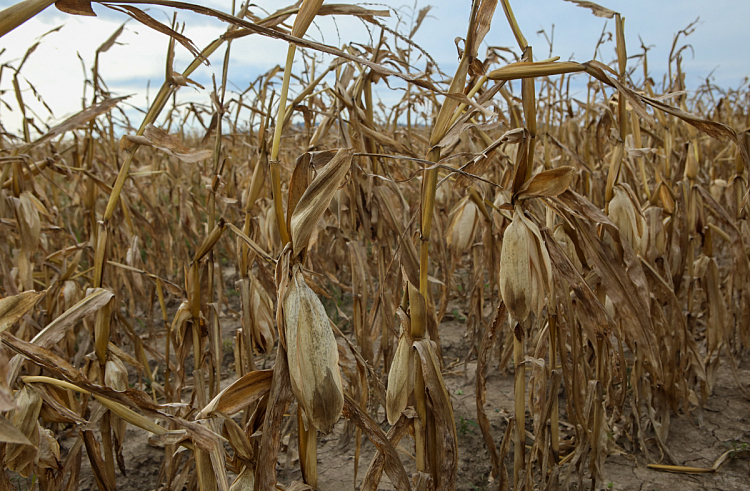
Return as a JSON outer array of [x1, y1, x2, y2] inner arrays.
[[57, 289, 750, 491]]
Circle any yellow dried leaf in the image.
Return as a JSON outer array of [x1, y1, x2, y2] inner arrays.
[[0, 290, 43, 335], [290, 148, 353, 257]]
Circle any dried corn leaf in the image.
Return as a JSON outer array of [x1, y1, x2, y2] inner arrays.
[[555, 191, 662, 377], [543, 228, 609, 340], [0, 414, 32, 445], [290, 0, 324, 38], [199, 369, 273, 418], [255, 348, 294, 491], [31, 288, 114, 349], [0, 290, 44, 334], [515, 166, 575, 201], [290, 147, 353, 256], [105, 3, 202, 59], [125, 123, 213, 163], [413, 339, 457, 491], [343, 395, 411, 491], [6, 385, 41, 476], [477, 303, 506, 479], [317, 4, 389, 18], [564, 0, 616, 18], [55, 0, 95, 16], [361, 410, 414, 491], [24, 96, 127, 150]]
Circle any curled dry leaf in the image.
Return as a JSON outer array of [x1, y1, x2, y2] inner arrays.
[[564, 0, 617, 18], [515, 166, 575, 201], [0, 290, 44, 335], [24, 96, 128, 150], [290, 147, 354, 256], [14, 192, 42, 251], [0, 414, 32, 445], [250, 277, 276, 353], [199, 369, 273, 418], [125, 123, 213, 163], [413, 339, 458, 491], [342, 395, 411, 491], [31, 288, 114, 349]]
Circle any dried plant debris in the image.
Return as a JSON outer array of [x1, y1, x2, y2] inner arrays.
[[0, 1, 749, 490]]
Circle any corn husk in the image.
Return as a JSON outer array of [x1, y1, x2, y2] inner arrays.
[[608, 185, 648, 256], [386, 317, 414, 425], [446, 196, 480, 255], [229, 465, 256, 491], [283, 265, 344, 433], [499, 206, 552, 323]]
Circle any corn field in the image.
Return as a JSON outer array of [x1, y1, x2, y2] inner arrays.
[[1, 0, 749, 490]]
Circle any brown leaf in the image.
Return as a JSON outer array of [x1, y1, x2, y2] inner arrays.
[[564, 0, 616, 18], [55, 0, 95, 16], [291, 0, 325, 38], [361, 410, 415, 491], [24, 96, 127, 150], [0, 414, 33, 445], [516, 166, 575, 200], [105, 4, 203, 60], [543, 228, 609, 341], [31, 288, 114, 349], [343, 395, 411, 491], [141, 124, 212, 163], [287, 152, 314, 234], [413, 339, 458, 491], [467, 0, 498, 58], [199, 370, 273, 418], [317, 4, 389, 18], [255, 349, 293, 491], [555, 191, 662, 378], [0, 290, 44, 335], [290, 147, 353, 256]]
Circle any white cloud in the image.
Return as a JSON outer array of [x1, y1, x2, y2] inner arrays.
[[1, 0, 748, 137]]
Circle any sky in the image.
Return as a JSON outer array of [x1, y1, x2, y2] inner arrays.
[[1, 0, 749, 137]]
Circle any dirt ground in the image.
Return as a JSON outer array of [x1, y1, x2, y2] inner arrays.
[[54, 287, 750, 491]]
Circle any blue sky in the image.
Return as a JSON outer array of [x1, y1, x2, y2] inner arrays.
[[1, 0, 748, 135]]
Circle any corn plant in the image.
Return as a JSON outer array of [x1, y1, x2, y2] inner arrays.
[[1, 0, 749, 490]]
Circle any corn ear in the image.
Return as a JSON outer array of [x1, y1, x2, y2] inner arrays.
[[386, 321, 414, 425], [499, 206, 551, 323], [283, 265, 344, 433], [446, 196, 480, 255]]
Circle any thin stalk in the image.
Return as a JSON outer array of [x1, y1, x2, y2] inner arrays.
[[550, 314, 559, 462], [268, 44, 296, 245], [513, 320, 526, 489]]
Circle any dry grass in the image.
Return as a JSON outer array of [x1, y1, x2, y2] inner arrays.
[[1, 1, 749, 490]]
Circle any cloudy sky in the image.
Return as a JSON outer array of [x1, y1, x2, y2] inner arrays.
[[1, 0, 748, 136]]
